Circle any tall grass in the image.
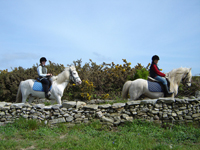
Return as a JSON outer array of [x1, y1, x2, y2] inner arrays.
[[0, 118, 199, 150]]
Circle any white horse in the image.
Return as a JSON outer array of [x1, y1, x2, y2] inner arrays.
[[16, 66, 82, 105], [122, 67, 192, 100]]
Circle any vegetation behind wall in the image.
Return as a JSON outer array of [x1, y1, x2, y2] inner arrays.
[[0, 59, 199, 102]]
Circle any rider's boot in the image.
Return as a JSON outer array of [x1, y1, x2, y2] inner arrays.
[[164, 84, 174, 97], [45, 92, 51, 99]]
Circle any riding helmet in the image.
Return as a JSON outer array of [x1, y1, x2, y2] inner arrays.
[[152, 55, 160, 61], [40, 57, 47, 63]]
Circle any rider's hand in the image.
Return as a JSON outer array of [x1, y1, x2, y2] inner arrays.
[[47, 73, 52, 76]]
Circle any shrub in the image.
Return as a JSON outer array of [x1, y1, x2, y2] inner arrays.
[[1, 59, 198, 102]]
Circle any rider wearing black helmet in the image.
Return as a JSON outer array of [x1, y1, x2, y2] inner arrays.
[[37, 57, 52, 99], [150, 55, 173, 96]]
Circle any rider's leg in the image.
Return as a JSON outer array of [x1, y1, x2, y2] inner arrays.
[[41, 79, 50, 98], [154, 76, 167, 85], [154, 76, 173, 96]]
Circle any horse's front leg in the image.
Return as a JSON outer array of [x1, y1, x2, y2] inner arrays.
[[55, 95, 62, 105]]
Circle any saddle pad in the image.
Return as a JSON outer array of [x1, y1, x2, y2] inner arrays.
[[147, 81, 164, 92], [33, 81, 52, 92]]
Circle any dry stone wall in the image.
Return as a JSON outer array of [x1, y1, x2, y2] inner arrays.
[[0, 97, 200, 126]]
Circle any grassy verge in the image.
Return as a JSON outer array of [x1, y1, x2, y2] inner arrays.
[[0, 118, 199, 150]]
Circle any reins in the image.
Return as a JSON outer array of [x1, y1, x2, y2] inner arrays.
[[181, 72, 191, 86]]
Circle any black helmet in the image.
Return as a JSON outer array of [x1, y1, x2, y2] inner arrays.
[[40, 57, 47, 63], [152, 55, 160, 61]]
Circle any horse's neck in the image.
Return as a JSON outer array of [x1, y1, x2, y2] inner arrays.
[[54, 69, 70, 84], [58, 81, 69, 89], [168, 69, 186, 85], [168, 68, 187, 95]]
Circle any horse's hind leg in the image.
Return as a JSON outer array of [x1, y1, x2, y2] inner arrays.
[[129, 82, 144, 100], [28, 96, 35, 103], [129, 89, 142, 100], [22, 94, 28, 103], [21, 89, 29, 103]]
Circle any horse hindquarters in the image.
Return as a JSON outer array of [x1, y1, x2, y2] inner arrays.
[[122, 81, 132, 99], [129, 79, 148, 100]]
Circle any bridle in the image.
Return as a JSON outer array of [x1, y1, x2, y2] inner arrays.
[[69, 68, 80, 84], [181, 72, 191, 86]]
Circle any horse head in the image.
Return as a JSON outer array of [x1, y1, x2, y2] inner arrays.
[[69, 65, 82, 85], [182, 68, 192, 87], [168, 67, 192, 87]]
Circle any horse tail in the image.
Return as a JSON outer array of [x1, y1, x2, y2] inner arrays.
[[16, 82, 22, 103], [122, 81, 132, 99]]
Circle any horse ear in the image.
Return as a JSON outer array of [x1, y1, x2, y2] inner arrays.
[[70, 65, 75, 70]]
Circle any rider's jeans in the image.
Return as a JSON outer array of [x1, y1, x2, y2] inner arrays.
[[154, 76, 167, 85]]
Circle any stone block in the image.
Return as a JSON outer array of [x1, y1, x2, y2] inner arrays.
[[74, 113, 82, 118], [49, 117, 66, 124], [177, 111, 183, 115], [98, 104, 111, 109], [34, 104, 45, 109], [83, 105, 98, 110], [155, 104, 162, 108], [192, 113, 200, 118], [96, 111, 103, 118], [102, 116, 114, 123], [175, 99, 186, 103], [43, 106, 52, 110], [172, 113, 177, 117], [76, 101, 86, 109], [127, 101, 141, 105], [152, 110, 159, 114], [63, 113, 70, 117], [62, 101, 76, 108], [112, 103, 126, 109], [66, 116, 74, 122], [141, 99, 157, 104], [11, 103, 25, 108], [184, 116, 193, 120], [157, 98, 175, 103], [122, 114, 129, 119]]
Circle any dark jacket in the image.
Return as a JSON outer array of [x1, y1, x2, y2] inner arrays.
[[150, 62, 165, 78]]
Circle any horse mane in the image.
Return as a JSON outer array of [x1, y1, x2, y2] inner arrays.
[[53, 66, 76, 84], [168, 67, 192, 84]]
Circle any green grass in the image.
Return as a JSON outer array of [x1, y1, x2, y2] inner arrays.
[[0, 118, 199, 150]]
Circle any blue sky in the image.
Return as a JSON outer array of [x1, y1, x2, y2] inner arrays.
[[0, 0, 200, 75]]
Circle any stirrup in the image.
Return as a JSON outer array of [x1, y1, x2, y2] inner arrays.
[[45, 93, 51, 99]]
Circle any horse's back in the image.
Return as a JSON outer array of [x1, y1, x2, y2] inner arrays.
[[20, 79, 35, 89]]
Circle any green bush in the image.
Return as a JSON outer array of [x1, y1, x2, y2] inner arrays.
[[0, 59, 199, 102], [133, 68, 149, 80]]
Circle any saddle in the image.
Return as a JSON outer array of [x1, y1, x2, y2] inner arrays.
[[147, 76, 171, 93], [35, 77, 52, 91], [148, 76, 170, 85]]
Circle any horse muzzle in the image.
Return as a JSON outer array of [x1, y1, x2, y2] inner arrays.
[[76, 80, 82, 85]]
